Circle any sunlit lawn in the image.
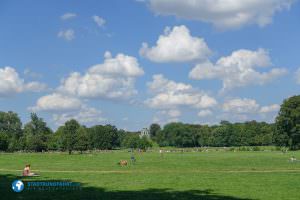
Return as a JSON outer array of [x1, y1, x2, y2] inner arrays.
[[1, 150, 300, 200]]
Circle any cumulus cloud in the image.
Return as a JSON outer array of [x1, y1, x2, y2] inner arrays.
[[145, 74, 217, 110], [198, 109, 213, 117], [0, 67, 24, 96], [89, 51, 144, 77], [61, 13, 77, 20], [57, 29, 75, 41], [149, 0, 295, 29], [0, 66, 47, 97], [223, 98, 280, 115], [152, 109, 181, 124], [167, 109, 181, 118], [30, 93, 106, 126], [260, 104, 280, 113], [217, 113, 250, 123], [58, 52, 144, 100], [223, 98, 260, 114], [93, 15, 106, 27], [29, 93, 83, 112], [146, 74, 217, 124], [24, 82, 48, 92], [29, 51, 143, 126], [189, 48, 287, 91], [140, 25, 211, 62], [53, 106, 106, 126], [218, 98, 280, 123]]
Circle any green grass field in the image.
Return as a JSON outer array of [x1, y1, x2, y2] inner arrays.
[[1, 150, 300, 200]]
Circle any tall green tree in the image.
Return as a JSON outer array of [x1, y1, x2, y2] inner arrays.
[[74, 127, 90, 153], [137, 136, 152, 150], [0, 111, 23, 151], [0, 132, 9, 151], [121, 134, 140, 149], [24, 113, 52, 152], [276, 95, 300, 150], [158, 123, 195, 147], [196, 125, 212, 147], [61, 119, 81, 154], [149, 123, 161, 138], [88, 125, 118, 150], [0, 111, 23, 137], [53, 126, 65, 151]]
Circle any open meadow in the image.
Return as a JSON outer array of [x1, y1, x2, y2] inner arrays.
[[1, 150, 300, 200]]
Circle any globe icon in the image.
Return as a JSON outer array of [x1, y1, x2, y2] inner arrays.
[[12, 180, 24, 192]]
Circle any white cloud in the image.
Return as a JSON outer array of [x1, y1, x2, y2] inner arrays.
[[93, 15, 106, 27], [53, 106, 106, 126], [189, 48, 287, 91], [152, 109, 181, 124], [168, 109, 181, 118], [146, 74, 217, 124], [145, 74, 217, 109], [24, 82, 48, 92], [0, 66, 47, 97], [218, 98, 281, 123], [140, 25, 211, 62], [0, 67, 23, 96], [29, 51, 143, 127], [198, 109, 213, 117], [149, 0, 295, 29], [223, 98, 260, 114], [217, 113, 250, 122], [61, 13, 77, 20], [30, 93, 83, 112], [223, 98, 280, 115], [58, 52, 144, 100], [30, 93, 106, 126], [59, 73, 138, 99], [260, 104, 280, 113], [295, 68, 300, 84], [89, 51, 144, 77], [57, 29, 75, 41]]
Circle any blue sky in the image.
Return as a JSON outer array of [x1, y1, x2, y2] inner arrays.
[[0, 0, 300, 131]]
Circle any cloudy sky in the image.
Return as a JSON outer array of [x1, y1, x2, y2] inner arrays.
[[1, 0, 300, 130]]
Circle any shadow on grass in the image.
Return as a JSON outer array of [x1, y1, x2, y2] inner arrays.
[[0, 173, 254, 200]]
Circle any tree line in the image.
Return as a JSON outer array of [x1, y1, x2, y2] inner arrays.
[[0, 95, 300, 152], [0, 113, 152, 153], [151, 121, 275, 148]]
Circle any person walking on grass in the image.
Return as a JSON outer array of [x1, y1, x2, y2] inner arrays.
[[159, 149, 164, 157], [130, 153, 136, 164]]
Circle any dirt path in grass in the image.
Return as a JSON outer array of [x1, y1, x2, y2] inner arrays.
[[1, 168, 300, 174]]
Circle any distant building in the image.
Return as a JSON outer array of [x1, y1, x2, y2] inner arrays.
[[140, 128, 150, 138]]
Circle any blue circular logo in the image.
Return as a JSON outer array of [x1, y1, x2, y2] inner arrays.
[[12, 180, 24, 192]]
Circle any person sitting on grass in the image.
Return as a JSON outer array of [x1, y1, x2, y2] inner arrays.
[[22, 164, 39, 176]]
